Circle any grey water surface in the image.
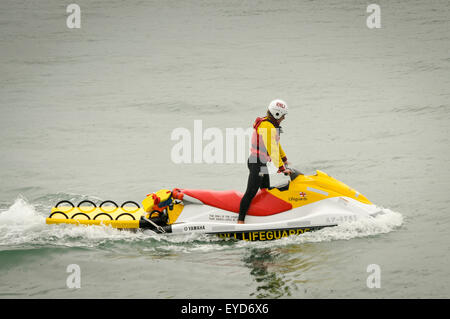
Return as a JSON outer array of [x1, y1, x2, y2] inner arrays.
[[0, 0, 449, 298]]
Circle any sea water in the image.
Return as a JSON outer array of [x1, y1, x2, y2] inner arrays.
[[0, 0, 449, 298]]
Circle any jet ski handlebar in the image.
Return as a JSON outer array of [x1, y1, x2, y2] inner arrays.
[[285, 167, 304, 181]]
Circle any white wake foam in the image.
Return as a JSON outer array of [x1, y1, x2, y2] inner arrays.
[[0, 196, 148, 249], [237, 207, 404, 248]]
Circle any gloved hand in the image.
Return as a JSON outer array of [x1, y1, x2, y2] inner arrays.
[[278, 166, 292, 175]]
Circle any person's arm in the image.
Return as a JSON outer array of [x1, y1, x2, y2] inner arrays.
[[279, 144, 288, 166], [278, 146, 292, 175]]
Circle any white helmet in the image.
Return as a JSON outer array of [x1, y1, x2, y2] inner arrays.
[[268, 99, 288, 120]]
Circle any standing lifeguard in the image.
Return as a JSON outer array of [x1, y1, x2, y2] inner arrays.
[[238, 99, 292, 224]]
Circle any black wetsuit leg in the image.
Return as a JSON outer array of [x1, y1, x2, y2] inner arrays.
[[238, 161, 270, 222]]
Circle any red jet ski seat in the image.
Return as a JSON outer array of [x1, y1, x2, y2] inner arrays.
[[180, 188, 292, 216]]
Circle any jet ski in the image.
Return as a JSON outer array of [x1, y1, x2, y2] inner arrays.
[[46, 169, 384, 241]]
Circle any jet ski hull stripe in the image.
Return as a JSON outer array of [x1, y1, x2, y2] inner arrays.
[[306, 187, 329, 197]]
